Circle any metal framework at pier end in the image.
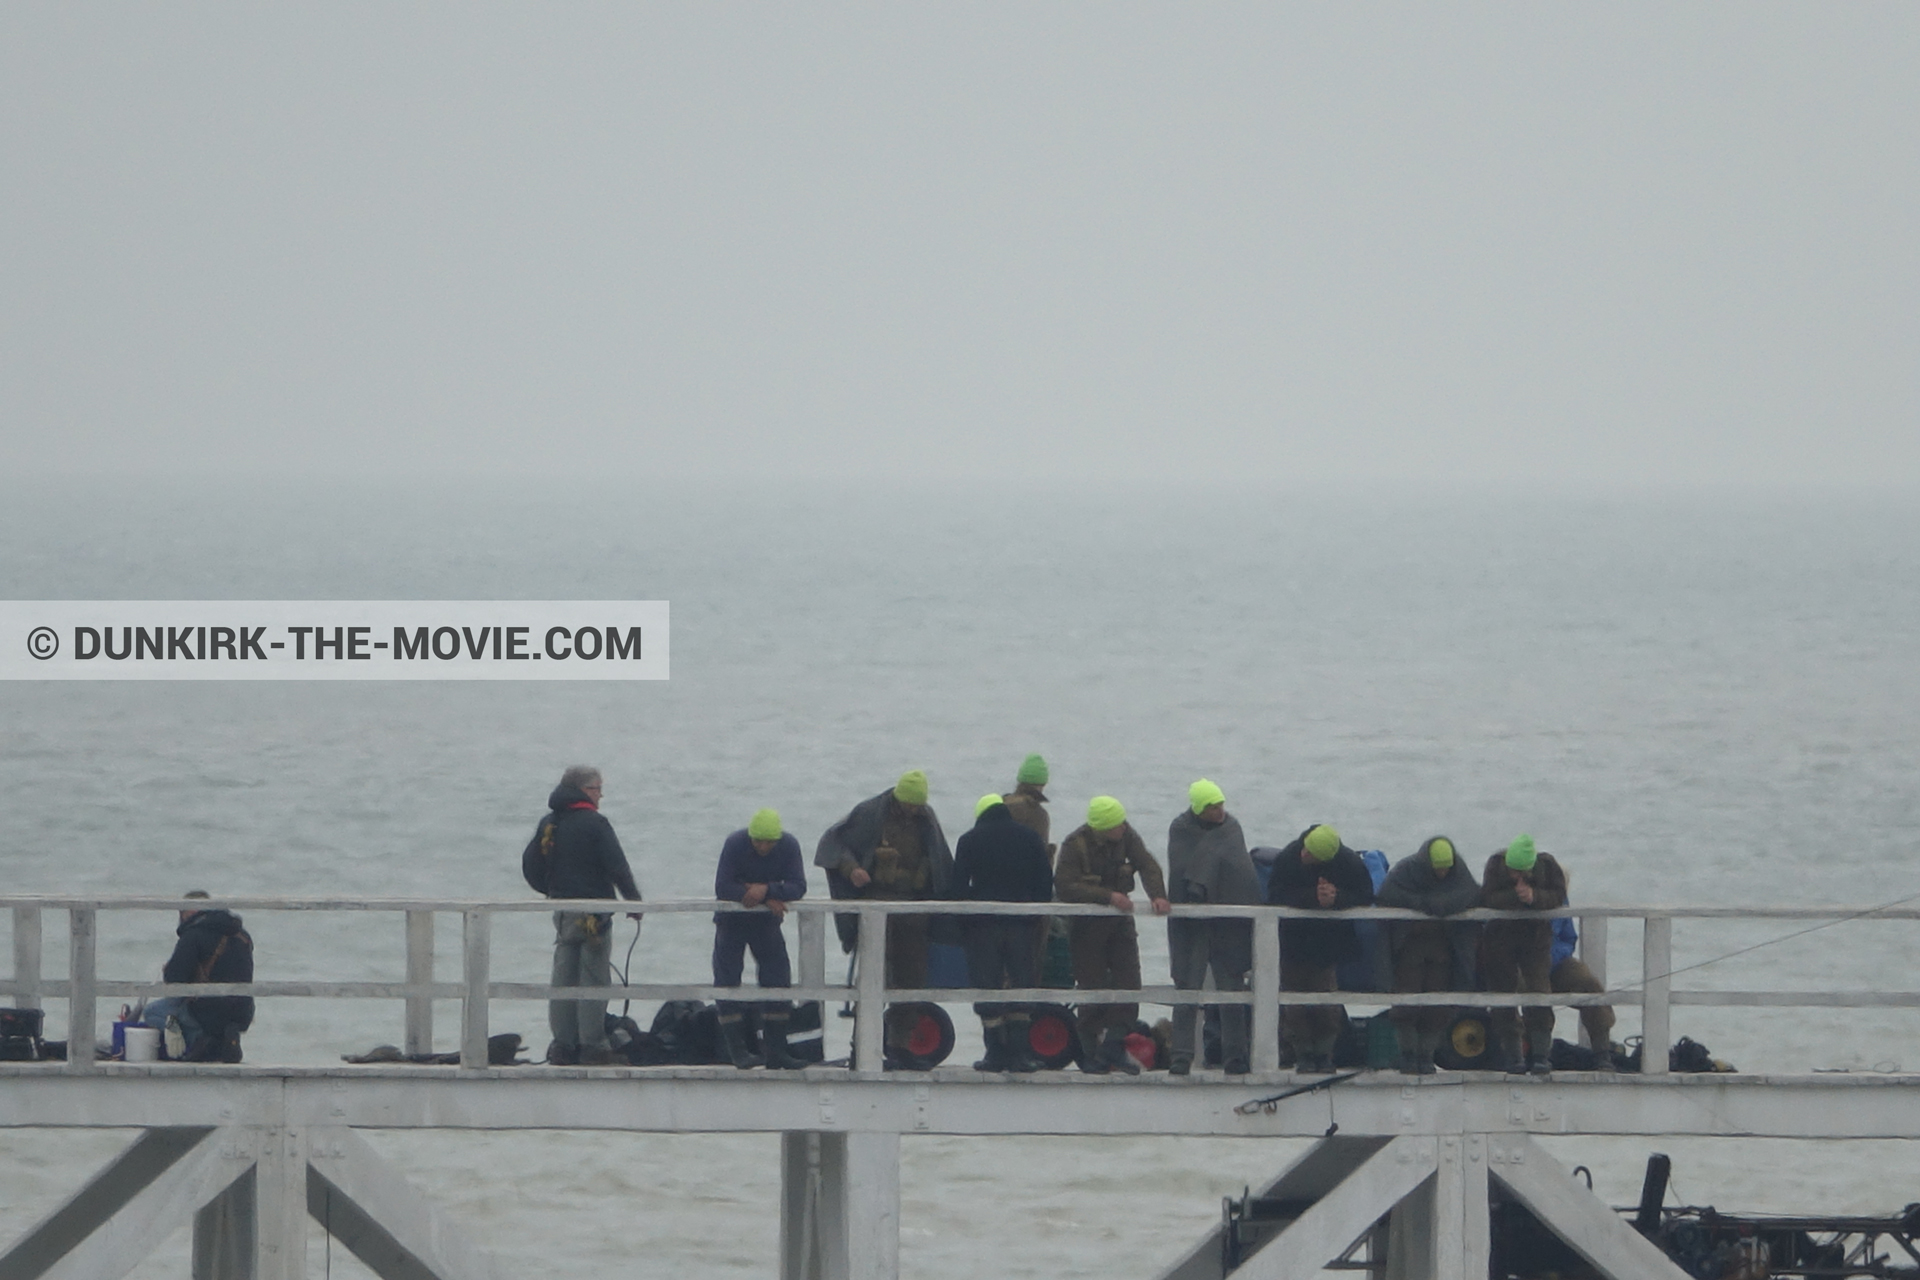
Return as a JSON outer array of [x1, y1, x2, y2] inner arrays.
[[4, 895, 1918, 1279]]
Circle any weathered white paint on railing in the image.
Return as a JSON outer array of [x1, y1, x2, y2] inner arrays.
[[3, 895, 1915, 1075]]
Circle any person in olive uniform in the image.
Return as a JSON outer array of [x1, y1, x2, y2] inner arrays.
[[814, 770, 953, 1068], [1376, 836, 1481, 1074], [1481, 833, 1568, 1076], [1053, 795, 1171, 1074], [1264, 823, 1375, 1073], [1165, 779, 1261, 1076]]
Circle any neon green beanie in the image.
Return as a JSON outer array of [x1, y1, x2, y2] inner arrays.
[[1017, 754, 1049, 786], [1087, 796, 1126, 831], [1428, 837, 1455, 870], [1304, 825, 1341, 862], [975, 793, 1004, 818], [748, 809, 782, 841], [893, 770, 929, 806], [1189, 778, 1225, 816], [1505, 834, 1537, 871]]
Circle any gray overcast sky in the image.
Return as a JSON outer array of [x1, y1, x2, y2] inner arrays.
[[2, 5, 1915, 488]]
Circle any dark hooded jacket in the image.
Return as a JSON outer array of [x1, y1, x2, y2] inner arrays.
[[814, 789, 954, 951], [1264, 827, 1376, 966], [1166, 810, 1261, 907], [162, 909, 254, 1041], [1377, 838, 1482, 984], [521, 784, 641, 906], [1480, 848, 1569, 951], [952, 803, 1053, 913]]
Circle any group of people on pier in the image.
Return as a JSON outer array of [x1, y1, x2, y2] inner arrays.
[[522, 758, 1614, 1076]]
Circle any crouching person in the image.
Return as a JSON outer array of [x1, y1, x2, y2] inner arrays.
[[954, 794, 1054, 1072], [714, 809, 808, 1069], [145, 890, 253, 1063], [1377, 837, 1480, 1074]]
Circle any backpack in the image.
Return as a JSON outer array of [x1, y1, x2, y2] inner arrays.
[[522, 817, 558, 895]]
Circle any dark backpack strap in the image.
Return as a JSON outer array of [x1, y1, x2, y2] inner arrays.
[[196, 936, 230, 983]]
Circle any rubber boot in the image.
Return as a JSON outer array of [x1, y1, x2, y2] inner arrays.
[[1002, 1017, 1043, 1074], [1412, 1032, 1437, 1075], [718, 1016, 764, 1070], [1591, 1046, 1617, 1072], [1528, 1053, 1553, 1076], [1398, 1050, 1423, 1076], [1099, 1029, 1140, 1076], [762, 1016, 805, 1070], [973, 1022, 1010, 1073], [1498, 1034, 1528, 1075]]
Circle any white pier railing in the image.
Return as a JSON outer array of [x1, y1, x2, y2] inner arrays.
[[7, 895, 1918, 1076]]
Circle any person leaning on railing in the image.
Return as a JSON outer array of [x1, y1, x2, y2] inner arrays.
[[521, 765, 642, 1067], [1053, 795, 1171, 1076], [1376, 837, 1481, 1075], [1165, 779, 1260, 1077], [713, 808, 808, 1070], [1480, 834, 1566, 1076], [1264, 824, 1374, 1075]]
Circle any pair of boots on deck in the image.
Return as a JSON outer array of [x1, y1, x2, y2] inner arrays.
[[974, 1012, 1044, 1073], [718, 1006, 806, 1070]]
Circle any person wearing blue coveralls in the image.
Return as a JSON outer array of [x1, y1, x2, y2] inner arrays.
[[714, 809, 808, 1069]]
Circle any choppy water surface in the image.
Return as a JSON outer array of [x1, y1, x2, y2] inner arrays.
[[2, 480, 1917, 1277]]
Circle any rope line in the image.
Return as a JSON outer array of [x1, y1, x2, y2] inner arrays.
[[1611, 889, 1920, 992]]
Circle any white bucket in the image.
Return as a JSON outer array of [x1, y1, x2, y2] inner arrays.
[[123, 1026, 160, 1062]]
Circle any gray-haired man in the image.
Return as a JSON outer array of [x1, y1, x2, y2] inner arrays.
[[522, 766, 642, 1065]]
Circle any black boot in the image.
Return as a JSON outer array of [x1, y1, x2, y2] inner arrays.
[[762, 1016, 804, 1070], [1528, 1054, 1553, 1076], [974, 1023, 1011, 1073], [1591, 1047, 1617, 1072], [718, 1017, 764, 1070], [1002, 1018, 1043, 1074], [1498, 1036, 1528, 1075]]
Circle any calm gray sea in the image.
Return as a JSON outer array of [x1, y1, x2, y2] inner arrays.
[[2, 480, 1917, 1277]]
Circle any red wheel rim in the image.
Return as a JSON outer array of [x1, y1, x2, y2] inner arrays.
[[905, 1013, 943, 1058], [1029, 1015, 1072, 1057]]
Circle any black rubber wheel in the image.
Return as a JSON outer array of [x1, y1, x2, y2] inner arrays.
[[893, 1001, 956, 1067], [1024, 1003, 1079, 1070], [1434, 1009, 1493, 1071]]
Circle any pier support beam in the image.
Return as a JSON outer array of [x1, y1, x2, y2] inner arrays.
[[780, 1131, 901, 1280]]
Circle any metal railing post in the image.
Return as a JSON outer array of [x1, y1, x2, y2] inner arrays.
[[10, 905, 41, 1009], [405, 910, 434, 1056], [460, 908, 490, 1069], [1251, 908, 1281, 1072], [854, 908, 886, 1072], [1642, 914, 1671, 1076], [67, 907, 96, 1074]]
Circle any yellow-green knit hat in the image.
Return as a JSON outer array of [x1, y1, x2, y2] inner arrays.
[[893, 770, 929, 806], [1017, 754, 1049, 786], [1087, 796, 1127, 831], [748, 809, 782, 841], [1304, 825, 1341, 862], [1427, 837, 1455, 870], [1188, 778, 1225, 816], [1504, 834, 1537, 871], [975, 793, 1004, 818]]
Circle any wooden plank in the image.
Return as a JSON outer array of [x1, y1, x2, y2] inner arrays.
[[404, 912, 434, 1056], [1251, 916, 1281, 1073], [308, 1126, 502, 1280], [460, 910, 489, 1071], [1642, 916, 1672, 1076], [65, 909, 95, 1077], [1231, 1136, 1438, 1280], [8, 906, 40, 1009]]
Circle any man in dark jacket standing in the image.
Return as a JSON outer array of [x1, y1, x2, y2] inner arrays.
[[1265, 824, 1375, 1073], [1166, 779, 1261, 1076], [522, 766, 642, 1066], [147, 890, 253, 1062], [713, 808, 808, 1070], [1481, 833, 1568, 1075], [814, 770, 953, 1067], [1377, 837, 1480, 1074], [953, 793, 1054, 1072], [1054, 796, 1171, 1074]]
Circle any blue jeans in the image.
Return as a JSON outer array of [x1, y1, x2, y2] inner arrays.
[[142, 998, 205, 1059]]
